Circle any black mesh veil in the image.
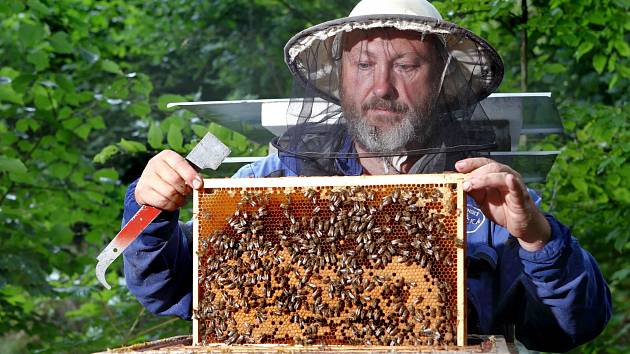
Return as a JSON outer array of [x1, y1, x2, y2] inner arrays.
[[274, 15, 504, 176]]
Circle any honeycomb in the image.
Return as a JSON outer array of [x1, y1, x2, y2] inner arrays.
[[194, 175, 466, 348]]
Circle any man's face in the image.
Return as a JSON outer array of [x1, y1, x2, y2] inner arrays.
[[339, 29, 443, 154]]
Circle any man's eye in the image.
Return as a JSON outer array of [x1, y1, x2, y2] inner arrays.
[[396, 63, 420, 72], [358, 62, 371, 70]]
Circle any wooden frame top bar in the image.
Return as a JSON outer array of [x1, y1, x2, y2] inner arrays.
[[202, 173, 465, 189]]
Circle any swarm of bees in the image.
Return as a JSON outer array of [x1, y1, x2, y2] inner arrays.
[[195, 181, 462, 347]]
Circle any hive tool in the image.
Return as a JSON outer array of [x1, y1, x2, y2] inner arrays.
[[95, 132, 230, 289]]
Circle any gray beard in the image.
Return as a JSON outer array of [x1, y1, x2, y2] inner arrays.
[[343, 104, 434, 155]]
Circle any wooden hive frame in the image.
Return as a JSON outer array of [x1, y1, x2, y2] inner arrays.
[[193, 174, 467, 349]]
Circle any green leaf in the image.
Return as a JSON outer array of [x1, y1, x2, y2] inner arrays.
[[131, 75, 153, 96], [207, 123, 232, 144], [94, 168, 119, 182], [33, 85, 58, 111], [589, 11, 607, 26], [16, 118, 39, 132], [571, 178, 588, 193], [27, 0, 50, 15], [608, 74, 619, 91], [101, 59, 123, 75], [26, 50, 50, 71], [607, 53, 617, 72], [104, 77, 129, 99], [614, 39, 630, 57], [93, 144, 119, 164], [592, 54, 607, 74], [191, 124, 208, 137], [0, 156, 28, 174], [575, 42, 594, 60], [18, 22, 46, 47], [0, 285, 30, 308], [50, 32, 73, 54], [0, 82, 24, 104], [49, 162, 71, 179], [128, 101, 151, 117], [147, 122, 163, 149], [75, 124, 91, 140], [62, 117, 82, 130], [11, 74, 35, 93], [158, 94, 187, 111], [78, 46, 100, 64], [613, 188, 630, 204], [0, 2, 25, 15], [54, 74, 75, 92], [88, 116, 106, 129], [65, 302, 103, 319], [119, 138, 147, 153], [167, 124, 183, 151], [546, 63, 566, 74]]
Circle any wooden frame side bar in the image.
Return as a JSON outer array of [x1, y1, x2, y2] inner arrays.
[[457, 183, 467, 346], [193, 189, 200, 345]]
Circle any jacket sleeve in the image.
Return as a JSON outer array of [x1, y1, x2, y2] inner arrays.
[[120, 158, 276, 320], [121, 179, 193, 320], [505, 211, 612, 351]]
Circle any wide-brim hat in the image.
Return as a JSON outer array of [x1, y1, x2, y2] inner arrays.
[[284, 0, 504, 106]]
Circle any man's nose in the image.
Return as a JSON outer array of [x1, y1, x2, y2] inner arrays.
[[372, 66, 397, 99]]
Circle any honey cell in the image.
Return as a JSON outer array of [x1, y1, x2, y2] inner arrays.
[[193, 174, 465, 348]]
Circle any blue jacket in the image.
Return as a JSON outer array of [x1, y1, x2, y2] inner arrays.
[[122, 153, 611, 352]]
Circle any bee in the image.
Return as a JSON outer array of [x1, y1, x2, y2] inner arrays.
[[392, 188, 400, 203], [444, 254, 453, 267], [304, 188, 315, 199], [381, 195, 392, 208]]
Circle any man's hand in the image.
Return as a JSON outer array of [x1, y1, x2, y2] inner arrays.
[[455, 157, 551, 252], [134, 150, 204, 212]]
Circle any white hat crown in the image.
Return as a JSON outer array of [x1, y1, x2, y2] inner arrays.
[[349, 0, 443, 20]]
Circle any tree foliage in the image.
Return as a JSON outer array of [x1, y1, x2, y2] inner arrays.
[[0, 0, 627, 353]]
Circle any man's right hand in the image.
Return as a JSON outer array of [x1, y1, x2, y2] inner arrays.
[[134, 150, 204, 211]]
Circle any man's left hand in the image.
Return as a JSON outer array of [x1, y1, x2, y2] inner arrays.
[[455, 157, 551, 252]]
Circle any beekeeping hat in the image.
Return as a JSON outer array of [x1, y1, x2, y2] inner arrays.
[[284, 0, 503, 105], [271, 0, 503, 176]]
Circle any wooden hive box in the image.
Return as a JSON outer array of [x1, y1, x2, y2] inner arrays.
[[193, 174, 467, 350]]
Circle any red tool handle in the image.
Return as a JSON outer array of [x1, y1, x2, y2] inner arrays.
[[112, 205, 162, 250], [95, 205, 162, 288]]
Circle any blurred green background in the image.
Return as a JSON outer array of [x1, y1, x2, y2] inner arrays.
[[0, 0, 627, 352]]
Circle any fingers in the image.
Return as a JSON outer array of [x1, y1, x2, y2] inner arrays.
[[139, 177, 187, 211], [463, 171, 526, 200], [505, 173, 528, 205], [455, 157, 495, 173], [134, 150, 203, 211], [160, 150, 203, 190], [152, 157, 189, 195], [458, 158, 528, 204], [457, 158, 522, 180]]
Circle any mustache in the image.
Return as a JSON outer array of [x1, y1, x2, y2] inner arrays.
[[362, 98, 409, 114]]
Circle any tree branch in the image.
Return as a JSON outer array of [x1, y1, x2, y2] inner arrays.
[[123, 307, 146, 345], [134, 317, 180, 338]]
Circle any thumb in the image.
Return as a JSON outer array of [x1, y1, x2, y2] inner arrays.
[[191, 174, 204, 190]]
